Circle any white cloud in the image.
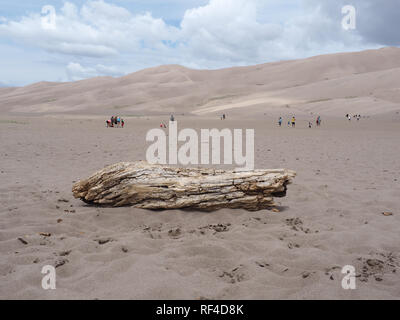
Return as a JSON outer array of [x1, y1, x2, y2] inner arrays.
[[0, 0, 390, 85], [0, 1, 177, 58], [178, 0, 283, 63], [66, 62, 124, 80]]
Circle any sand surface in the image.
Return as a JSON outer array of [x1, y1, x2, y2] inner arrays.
[[0, 48, 399, 299], [0, 114, 399, 300]]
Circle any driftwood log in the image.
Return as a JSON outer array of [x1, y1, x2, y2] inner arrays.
[[72, 162, 296, 211]]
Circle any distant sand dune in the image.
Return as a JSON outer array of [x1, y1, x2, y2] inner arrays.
[[1, 47, 400, 117]]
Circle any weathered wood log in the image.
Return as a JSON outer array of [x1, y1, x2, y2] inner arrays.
[[72, 161, 296, 211]]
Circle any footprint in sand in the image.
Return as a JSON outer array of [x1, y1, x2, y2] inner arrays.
[[168, 228, 182, 239], [218, 265, 248, 284], [285, 218, 312, 234], [255, 261, 270, 268], [324, 266, 341, 280], [94, 238, 114, 245], [198, 223, 231, 235], [121, 246, 129, 253], [54, 258, 69, 268], [355, 252, 399, 282], [301, 271, 316, 279], [58, 250, 71, 257], [142, 223, 164, 239], [287, 242, 300, 249]]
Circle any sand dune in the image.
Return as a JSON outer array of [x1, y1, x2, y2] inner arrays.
[[1, 47, 400, 116]]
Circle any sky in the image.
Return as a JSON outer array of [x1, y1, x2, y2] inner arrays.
[[0, 0, 398, 86]]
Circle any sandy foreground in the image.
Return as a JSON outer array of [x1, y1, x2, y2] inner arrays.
[[0, 113, 399, 300]]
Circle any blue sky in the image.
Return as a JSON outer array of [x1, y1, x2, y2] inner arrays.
[[0, 0, 398, 86]]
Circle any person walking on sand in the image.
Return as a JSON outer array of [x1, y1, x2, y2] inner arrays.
[[121, 119, 125, 128], [278, 117, 283, 127], [291, 116, 296, 128]]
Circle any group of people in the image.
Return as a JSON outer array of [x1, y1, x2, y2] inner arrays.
[[309, 116, 322, 128], [106, 115, 125, 128], [346, 114, 362, 121], [278, 116, 297, 128], [278, 115, 322, 128]]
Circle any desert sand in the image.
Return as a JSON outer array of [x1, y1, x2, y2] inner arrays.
[[0, 48, 399, 299]]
